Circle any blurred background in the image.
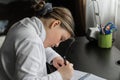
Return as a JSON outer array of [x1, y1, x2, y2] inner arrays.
[[0, 0, 120, 50]]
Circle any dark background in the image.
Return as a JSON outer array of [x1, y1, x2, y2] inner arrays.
[[0, 0, 86, 36]]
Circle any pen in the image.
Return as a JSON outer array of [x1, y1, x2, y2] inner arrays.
[[63, 56, 67, 65]]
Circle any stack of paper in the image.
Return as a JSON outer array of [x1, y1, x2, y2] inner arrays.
[[71, 70, 106, 80]]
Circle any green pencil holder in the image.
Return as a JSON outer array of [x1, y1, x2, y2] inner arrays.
[[98, 33, 112, 48]]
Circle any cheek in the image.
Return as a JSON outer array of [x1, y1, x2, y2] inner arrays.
[[53, 35, 60, 42], [47, 29, 62, 45], [52, 33, 61, 43]]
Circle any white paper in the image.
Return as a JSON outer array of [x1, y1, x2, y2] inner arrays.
[[71, 70, 107, 80]]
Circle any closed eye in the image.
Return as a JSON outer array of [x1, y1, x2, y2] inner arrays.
[[60, 37, 66, 42]]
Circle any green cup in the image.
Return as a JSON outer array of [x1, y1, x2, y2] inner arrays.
[[98, 33, 112, 48]]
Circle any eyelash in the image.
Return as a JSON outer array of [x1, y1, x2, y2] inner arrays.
[[60, 38, 65, 42]]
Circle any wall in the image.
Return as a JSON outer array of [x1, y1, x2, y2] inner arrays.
[[0, 0, 31, 4], [0, 0, 19, 4], [0, 0, 34, 34]]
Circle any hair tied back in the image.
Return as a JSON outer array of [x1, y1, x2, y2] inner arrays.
[[33, 1, 53, 16]]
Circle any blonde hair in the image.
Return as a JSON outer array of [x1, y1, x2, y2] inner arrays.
[[33, 1, 75, 37]]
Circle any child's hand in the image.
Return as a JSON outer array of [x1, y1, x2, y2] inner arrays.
[[58, 62, 74, 80], [52, 56, 64, 69]]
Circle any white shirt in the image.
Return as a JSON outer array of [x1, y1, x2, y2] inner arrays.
[[0, 17, 63, 80]]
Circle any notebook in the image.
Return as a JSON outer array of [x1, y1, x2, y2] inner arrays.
[[71, 70, 106, 80]]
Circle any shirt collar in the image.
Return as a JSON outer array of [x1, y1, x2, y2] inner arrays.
[[31, 17, 46, 42]]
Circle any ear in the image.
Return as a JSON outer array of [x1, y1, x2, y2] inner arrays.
[[49, 20, 61, 29]]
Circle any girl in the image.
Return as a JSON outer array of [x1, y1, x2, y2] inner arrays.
[[0, 1, 74, 80]]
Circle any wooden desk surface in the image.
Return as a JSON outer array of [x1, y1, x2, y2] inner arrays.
[[54, 37, 120, 80]]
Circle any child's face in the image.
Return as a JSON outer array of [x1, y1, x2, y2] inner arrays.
[[43, 20, 71, 48]]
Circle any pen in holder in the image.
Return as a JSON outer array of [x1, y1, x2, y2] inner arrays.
[[98, 33, 112, 48]]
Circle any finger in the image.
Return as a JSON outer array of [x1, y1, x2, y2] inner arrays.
[[59, 60, 65, 66], [65, 60, 69, 65], [55, 64, 60, 69], [69, 63, 74, 70], [70, 63, 73, 67], [68, 63, 74, 67]]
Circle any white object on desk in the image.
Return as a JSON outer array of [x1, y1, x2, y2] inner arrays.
[[71, 70, 106, 80]]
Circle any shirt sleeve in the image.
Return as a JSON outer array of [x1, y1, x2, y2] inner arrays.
[[15, 39, 63, 80], [45, 47, 61, 64]]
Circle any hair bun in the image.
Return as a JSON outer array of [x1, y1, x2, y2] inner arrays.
[[32, 1, 45, 11], [32, 1, 53, 16]]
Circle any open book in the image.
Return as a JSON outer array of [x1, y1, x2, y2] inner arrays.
[[71, 70, 106, 80]]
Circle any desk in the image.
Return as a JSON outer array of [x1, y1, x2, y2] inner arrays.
[[54, 37, 120, 80]]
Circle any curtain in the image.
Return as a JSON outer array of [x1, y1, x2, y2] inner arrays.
[[98, 0, 117, 25], [86, 0, 117, 30], [74, 0, 86, 36]]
